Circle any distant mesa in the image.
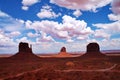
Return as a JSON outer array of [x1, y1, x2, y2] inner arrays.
[[82, 42, 106, 57], [57, 47, 72, 57], [60, 47, 66, 52], [10, 42, 40, 61], [59, 47, 67, 55]]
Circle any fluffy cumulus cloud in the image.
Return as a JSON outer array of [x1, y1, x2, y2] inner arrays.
[[25, 15, 93, 42], [21, 0, 40, 10], [98, 39, 120, 50], [108, 13, 120, 21], [73, 10, 82, 17], [0, 11, 26, 53], [0, 10, 9, 17], [50, 0, 111, 12], [111, 0, 120, 14], [27, 32, 39, 38], [36, 31, 55, 42], [93, 12, 120, 40], [93, 20, 120, 33], [0, 11, 25, 32], [37, 5, 61, 18], [94, 29, 110, 39], [16, 37, 33, 44], [6, 31, 21, 38], [0, 30, 17, 53], [22, 6, 29, 11]]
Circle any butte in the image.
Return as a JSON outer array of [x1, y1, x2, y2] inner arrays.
[[57, 47, 72, 57], [10, 42, 40, 61], [82, 42, 106, 58]]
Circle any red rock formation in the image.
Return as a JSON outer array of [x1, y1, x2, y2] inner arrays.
[[60, 47, 66, 52], [82, 42, 106, 57], [10, 42, 40, 61], [86, 42, 100, 53], [19, 42, 32, 53], [57, 47, 72, 57]]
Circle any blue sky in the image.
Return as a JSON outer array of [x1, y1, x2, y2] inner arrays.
[[0, 0, 120, 54]]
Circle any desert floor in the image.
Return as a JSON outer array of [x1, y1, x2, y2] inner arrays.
[[0, 53, 120, 80]]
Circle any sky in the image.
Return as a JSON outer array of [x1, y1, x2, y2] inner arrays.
[[0, 0, 120, 54]]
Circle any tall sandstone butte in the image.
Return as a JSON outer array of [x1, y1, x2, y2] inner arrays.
[[10, 42, 39, 61], [59, 47, 67, 55], [87, 42, 100, 53], [19, 42, 32, 53], [60, 47, 66, 52], [82, 42, 106, 57]]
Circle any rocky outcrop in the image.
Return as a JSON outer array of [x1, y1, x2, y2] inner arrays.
[[10, 42, 40, 61], [86, 42, 100, 53], [57, 47, 72, 57], [60, 47, 66, 52], [19, 42, 32, 53], [82, 42, 106, 57]]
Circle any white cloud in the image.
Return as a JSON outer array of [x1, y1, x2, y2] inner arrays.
[[16, 37, 32, 43], [77, 34, 89, 40], [27, 32, 39, 38], [21, 0, 40, 10], [0, 11, 25, 32], [61, 15, 93, 36], [25, 15, 93, 42], [111, 0, 120, 14], [7, 31, 21, 38], [36, 32, 55, 42], [94, 29, 110, 39], [93, 20, 120, 33], [99, 39, 120, 50], [37, 5, 61, 18], [73, 10, 82, 17], [22, 6, 29, 10], [0, 10, 9, 17], [0, 11, 27, 53], [22, 0, 40, 6], [57, 31, 69, 39], [50, 0, 111, 12], [67, 39, 74, 43], [0, 31, 17, 53], [108, 13, 120, 21]]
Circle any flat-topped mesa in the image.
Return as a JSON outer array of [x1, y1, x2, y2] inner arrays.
[[82, 42, 106, 57], [19, 42, 32, 53], [10, 42, 40, 61], [86, 42, 100, 53]]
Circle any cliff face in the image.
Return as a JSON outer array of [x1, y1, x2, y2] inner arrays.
[[57, 47, 73, 57], [60, 47, 66, 52], [19, 42, 32, 53], [82, 42, 106, 57], [10, 42, 40, 61], [86, 43, 100, 53]]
